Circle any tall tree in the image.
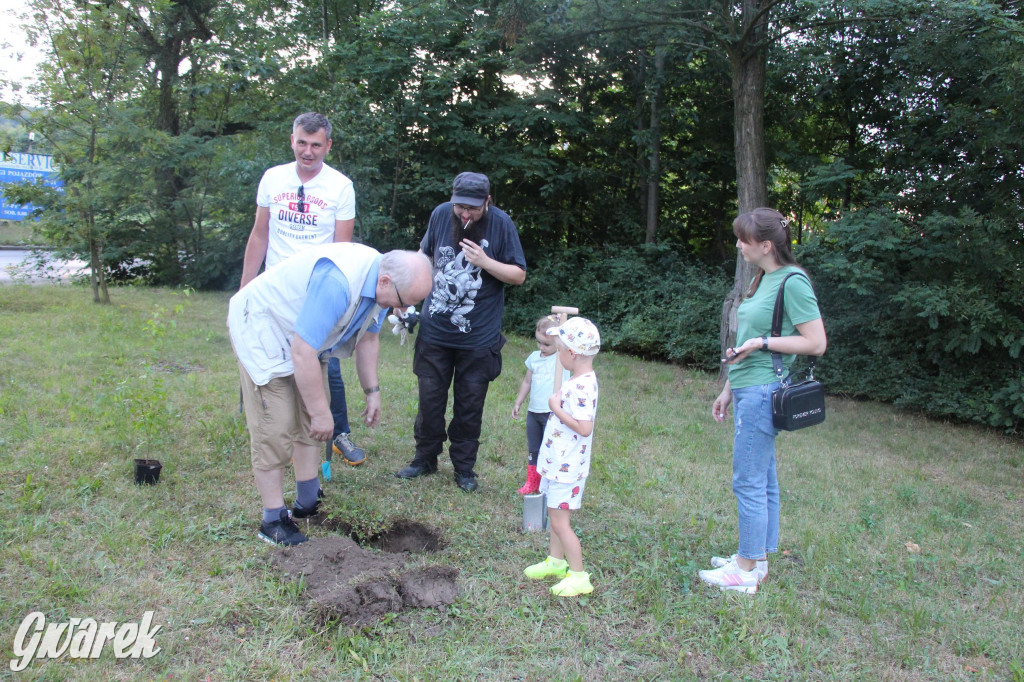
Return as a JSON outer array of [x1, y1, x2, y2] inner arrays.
[[644, 0, 900, 361], [117, 0, 217, 285], [509, 0, 720, 250], [7, 0, 145, 302], [9, 0, 285, 291]]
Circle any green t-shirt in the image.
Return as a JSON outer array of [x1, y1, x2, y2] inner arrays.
[[728, 266, 821, 389]]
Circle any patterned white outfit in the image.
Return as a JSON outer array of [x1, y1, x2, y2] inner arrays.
[[537, 371, 599, 484]]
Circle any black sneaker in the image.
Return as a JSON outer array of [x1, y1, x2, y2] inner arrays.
[[395, 462, 437, 479], [291, 488, 325, 519], [258, 509, 308, 546]]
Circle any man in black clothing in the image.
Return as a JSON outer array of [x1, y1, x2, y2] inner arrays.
[[395, 172, 527, 492]]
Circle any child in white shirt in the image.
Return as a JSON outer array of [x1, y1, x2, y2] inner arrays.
[[511, 315, 568, 494]]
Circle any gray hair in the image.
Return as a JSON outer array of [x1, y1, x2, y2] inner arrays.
[[380, 250, 431, 291], [292, 112, 331, 139]]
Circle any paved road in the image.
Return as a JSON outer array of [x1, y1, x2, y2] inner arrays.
[[0, 248, 88, 284]]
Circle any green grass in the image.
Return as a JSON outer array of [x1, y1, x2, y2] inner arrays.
[[0, 284, 1021, 680], [0, 220, 45, 245]]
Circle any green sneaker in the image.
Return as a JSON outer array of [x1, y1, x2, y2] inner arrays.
[[524, 556, 569, 580], [551, 570, 593, 597]]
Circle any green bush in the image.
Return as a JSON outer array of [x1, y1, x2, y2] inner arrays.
[[505, 218, 1023, 436], [506, 244, 731, 371], [801, 208, 1024, 434]]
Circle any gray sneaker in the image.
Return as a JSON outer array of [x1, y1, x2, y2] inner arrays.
[[332, 432, 365, 466]]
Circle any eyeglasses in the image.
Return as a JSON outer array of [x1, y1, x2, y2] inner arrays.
[[452, 203, 484, 213], [296, 185, 305, 213], [392, 281, 406, 311]]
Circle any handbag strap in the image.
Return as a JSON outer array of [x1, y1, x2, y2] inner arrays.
[[770, 272, 816, 384]]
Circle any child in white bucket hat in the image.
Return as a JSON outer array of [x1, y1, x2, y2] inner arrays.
[[523, 317, 601, 597]]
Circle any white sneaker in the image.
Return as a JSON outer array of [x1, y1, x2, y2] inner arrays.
[[710, 554, 768, 583], [698, 559, 759, 594]]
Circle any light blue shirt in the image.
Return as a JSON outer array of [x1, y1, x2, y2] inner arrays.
[[293, 258, 386, 353], [526, 350, 570, 413]]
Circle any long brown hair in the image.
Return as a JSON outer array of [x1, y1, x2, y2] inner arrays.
[[733, 207, 804, 296]]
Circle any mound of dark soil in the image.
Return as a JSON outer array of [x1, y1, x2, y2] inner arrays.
[[268, 520, 459, 626]]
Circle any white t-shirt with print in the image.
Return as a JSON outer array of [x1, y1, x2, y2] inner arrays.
[[537, 371, 599, 483], [257, 161, 356, 268]]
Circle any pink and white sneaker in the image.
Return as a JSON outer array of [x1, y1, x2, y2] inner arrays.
[[698, 559, 760, 594], [710, 554, 768, 583]]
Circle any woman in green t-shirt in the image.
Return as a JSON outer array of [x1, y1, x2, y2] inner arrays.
[[699, 208, 828, 594]]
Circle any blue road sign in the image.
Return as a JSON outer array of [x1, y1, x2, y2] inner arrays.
[[0, 153, 61, 221]]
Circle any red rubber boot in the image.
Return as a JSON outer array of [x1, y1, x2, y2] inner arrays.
[[518, 465, 541, 495]]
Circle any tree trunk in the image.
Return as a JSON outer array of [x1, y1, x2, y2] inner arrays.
[[715, 178, 729, 260], [732, 49, 767, 213], [89, 233, 109, 304], [635, 53, 648, 222], [85, 125, 109, 304], [645, 43, 666, 244], [720, 0, 770, 379], [845, 117, 857, 211], [796, 197, 804, 244], [88, 232, 100, 303], [322, 0, 330, 43]]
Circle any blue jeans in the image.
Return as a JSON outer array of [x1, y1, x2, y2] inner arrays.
[[327, 357, 350, 436], [731, 382, 781, 561]]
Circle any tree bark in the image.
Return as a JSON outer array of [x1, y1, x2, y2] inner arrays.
[[645, 43, 666, 244], [720, 0, 770, 379], [85, 125, 109, 304], [89, 234, 109, 304], [635, 52, 648, 222]]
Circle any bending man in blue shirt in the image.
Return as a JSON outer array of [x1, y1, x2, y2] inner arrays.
[[229, 244, 432, 545]]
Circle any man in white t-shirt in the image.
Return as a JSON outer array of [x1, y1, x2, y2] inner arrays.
[[239, 112, 366, 473]]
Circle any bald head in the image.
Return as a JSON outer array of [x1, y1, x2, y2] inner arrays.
[[377, 250, 433, 309]]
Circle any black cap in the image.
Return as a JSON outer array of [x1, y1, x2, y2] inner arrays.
[[451, 172, 490, 207]]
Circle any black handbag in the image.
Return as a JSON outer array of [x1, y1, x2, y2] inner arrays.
[[769, 273, 826, 431]]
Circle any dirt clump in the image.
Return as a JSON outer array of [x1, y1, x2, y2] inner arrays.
[[268, 521, 459, 626], [396, 565, 460, 608]]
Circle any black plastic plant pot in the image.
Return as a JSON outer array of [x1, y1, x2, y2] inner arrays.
[[134, 459, 162, 485]]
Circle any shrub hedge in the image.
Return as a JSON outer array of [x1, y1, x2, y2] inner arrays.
[[505, 243, 731, 373], [506, 231, 1023, 435]]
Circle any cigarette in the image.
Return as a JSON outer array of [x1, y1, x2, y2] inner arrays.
[[463, 219, 471, 231]]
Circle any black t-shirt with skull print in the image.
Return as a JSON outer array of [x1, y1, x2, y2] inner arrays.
[[417, 202, 526, 350]]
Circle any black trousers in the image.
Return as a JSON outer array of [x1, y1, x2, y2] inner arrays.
[[412, 336, 504, 476]]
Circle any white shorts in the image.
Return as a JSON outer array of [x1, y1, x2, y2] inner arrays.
[[540, 476, 586, 511]]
